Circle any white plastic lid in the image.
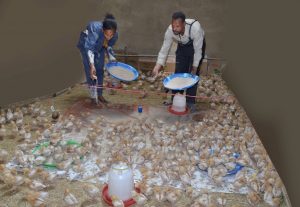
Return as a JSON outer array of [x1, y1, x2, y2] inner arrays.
[[112, 162, 129, 170]]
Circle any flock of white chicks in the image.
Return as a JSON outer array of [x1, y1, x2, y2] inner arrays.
[[0, 74, 285, 206]]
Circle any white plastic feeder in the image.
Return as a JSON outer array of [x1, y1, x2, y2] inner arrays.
[[108, 162, 134, 201], [171, 93, 186, 112]]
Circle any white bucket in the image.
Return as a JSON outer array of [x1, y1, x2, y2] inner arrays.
[[108, 162, 134, 201], [172, 93, 186, 112]]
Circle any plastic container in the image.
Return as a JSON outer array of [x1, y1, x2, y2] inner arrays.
[[138, 105, 143, 113], [171, 94, 186, 112], [102, 184, 140, 207], [108, 162, 134, 201]]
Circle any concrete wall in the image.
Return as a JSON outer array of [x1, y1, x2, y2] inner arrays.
[[99, 0, 227, 56], [0, 0, 227, 106], [223, 1, 299, 205]]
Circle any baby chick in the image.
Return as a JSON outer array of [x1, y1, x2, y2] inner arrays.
[[166, 188, 181, 206], [131, 190, 147, 206], [29, 180, 47, 191], [111, 195, 124, 207], [153, 186, 167, 203], [63, 188, 79, 206], [0, 149, 8, 163], [25, 191, 48, 207], [247, 191, 261, 206], [83, 183, 100, 201]]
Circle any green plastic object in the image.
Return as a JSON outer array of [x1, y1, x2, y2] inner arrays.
[[43, 163, 57, 169], [32, 141, 50, 154], [32, 139, 83, 169], [66, 139, 82, 147]]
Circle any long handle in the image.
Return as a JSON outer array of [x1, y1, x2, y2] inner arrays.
[[91, 78, 99, 105]]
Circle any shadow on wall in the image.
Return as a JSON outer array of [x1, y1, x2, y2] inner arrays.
[[0, 0, 227, 106]]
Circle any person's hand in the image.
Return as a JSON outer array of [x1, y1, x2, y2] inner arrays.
[[109, 55, 117, 62], [191, 66, 198, 75], [152, 64, 162, 78], [90, 65, 97, 80], [107, 46, 117, 62]]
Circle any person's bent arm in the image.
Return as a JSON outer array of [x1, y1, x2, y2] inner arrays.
[[191, 22, 205, 75], [152, 28, 173, 77], [87, 50, 97, 80], [107, 32, 118, 62]]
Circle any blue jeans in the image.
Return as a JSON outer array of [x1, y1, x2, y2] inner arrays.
[[79, 49, 105, 96]]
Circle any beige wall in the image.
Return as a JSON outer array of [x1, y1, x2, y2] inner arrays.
[[223, 1, 299, 205], [0, 0, 227, 106]]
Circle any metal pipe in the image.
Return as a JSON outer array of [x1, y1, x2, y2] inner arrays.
[[115, 53, 226, 61]]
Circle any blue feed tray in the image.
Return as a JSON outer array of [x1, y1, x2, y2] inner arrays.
[[226, 163, 244, 176], [226, 152, 244, 176], [106, 62, 139, 82], [198, 151, 244, 176], [163, 73, 200, 90]]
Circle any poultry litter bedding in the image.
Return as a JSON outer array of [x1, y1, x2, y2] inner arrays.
[[0, 73, 285, 206], [6, 108, 262, 195]]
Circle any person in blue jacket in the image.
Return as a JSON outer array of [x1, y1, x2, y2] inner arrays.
[[77, 13, 118, 104]]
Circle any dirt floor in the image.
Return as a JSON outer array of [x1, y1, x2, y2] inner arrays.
[[0, 76, 290, 207]]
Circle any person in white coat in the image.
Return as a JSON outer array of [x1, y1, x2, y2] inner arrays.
[[152, 11, 206, 111]]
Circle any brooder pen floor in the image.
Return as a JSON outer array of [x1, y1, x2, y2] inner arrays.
[[0, 74, 290, 207]]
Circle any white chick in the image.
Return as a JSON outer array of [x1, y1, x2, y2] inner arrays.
[[63, 188, 79, 206], [111, 195, 124, 207], [132, 190, 147, 205], [83, 183, 100, 201]]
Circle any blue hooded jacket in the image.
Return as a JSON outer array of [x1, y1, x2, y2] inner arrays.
[[77, 21, 118, 54]]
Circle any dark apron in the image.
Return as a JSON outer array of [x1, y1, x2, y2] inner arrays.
[[171, 20, 206, 104]]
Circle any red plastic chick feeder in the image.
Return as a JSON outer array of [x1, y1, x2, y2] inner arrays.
[[102, 184, 141, 207], [106, 82, 123, 89], [168, 105, 189, 115]]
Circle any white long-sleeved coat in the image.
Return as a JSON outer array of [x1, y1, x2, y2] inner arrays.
[[156, 19, 205, 68]]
